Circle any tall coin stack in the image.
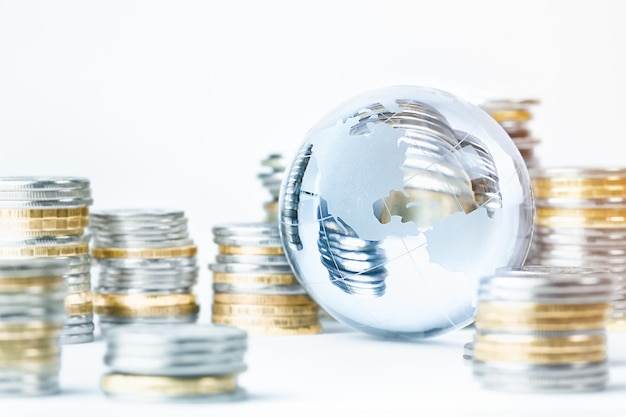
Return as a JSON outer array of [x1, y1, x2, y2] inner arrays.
[[480, 99, 541, 169], [209, 222, 322, 336], [257, 153, 289, 222], [100, 323, 247, 401], [528, 167, 626, 330], [90, 209, 200, 334], [0, 259, 67, 396], [0, 177, 94, 344], [469, 266, 614, 392]]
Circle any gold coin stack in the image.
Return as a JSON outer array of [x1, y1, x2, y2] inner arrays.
[[528, 167, 626, 329], [0, 177, 94, 344], [0, 259, 67, 396], [100, 323, 247, 401], [209, 222, 322, 336], [480, 99, 541, 169], [257, 153, 289, 222], [469, 266, 614, 392], [90, 209, 200, 334]]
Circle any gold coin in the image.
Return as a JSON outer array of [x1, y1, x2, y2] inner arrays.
[[93, 292, 197, 308], [489, 109, 533, 123], [0, 207, 89, 219], [0, 216, 88, 230], [475, 333, 606, 353], [0, 322, 62, 340], [212, 314, 319, 327], [101, 373, 237, 396], [475, 315, 608, 332], [474, 347, 606, 364], [0, 358, 61, 372], [533, 177, 626, 199], [65, 291, 93, 315], [0, 276, 64, 291], [212, 293, 316, 306], [0, 243, 89, 258], [536, 207, 626, 228], [244, 324, 323, 337], [95, 303, 199, 317], [211, 303, 319, 317], [264, 201, 278, 212], [91, 246, 197, 259], [218, 245, 284, 256], [212, 272, 298, 286], [0, 345, 60, 361], [477, 302, 611, 319]]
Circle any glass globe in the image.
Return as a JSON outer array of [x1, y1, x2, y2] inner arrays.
[[278, 85, 534, 339]]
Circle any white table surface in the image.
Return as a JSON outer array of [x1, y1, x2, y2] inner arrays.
[[4, 318, 626, 417]]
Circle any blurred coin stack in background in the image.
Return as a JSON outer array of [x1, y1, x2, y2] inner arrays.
[[0, 259, 67, 396], [90, 209, 200, 334], [209, 222, 322, 336], [100, 323, 247, 401], [257, 153, 289, 222], [527, 168, 626, 330], [480, 99, 541, 170], [469, 266, 614, 392], [0, 177, 94, 344]]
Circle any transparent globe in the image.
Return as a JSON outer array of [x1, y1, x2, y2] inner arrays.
[[279, 85, 534, 339]]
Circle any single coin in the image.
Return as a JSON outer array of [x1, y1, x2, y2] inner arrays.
[[212, 293, 315, 306], [93, 293, 197, 308], [101, 373, 238, 396], [91, 246, 197, 259], [211, 272, 298, 286], [211, 314, 319, 327], [95, 304, 200, 317], [211, 303, 319, 317], [218, 245, 284, 256]]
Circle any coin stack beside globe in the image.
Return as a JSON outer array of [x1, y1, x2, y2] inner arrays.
[[0, 177, 94, 344], [468, 266, 614, 392], [209, 222, 322, 336], [90, 209, 200, 334], [100, 323, 247, 401], [257, 153, 290, 222], [480, 99, 541, 170], [0, 259, 67, 396], [527, 168, 626, 330]]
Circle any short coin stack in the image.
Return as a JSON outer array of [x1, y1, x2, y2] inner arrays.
[[90, 209, 199, 334], [0, 177, 94, 344], [528, 167, 626, 330], [469, 265, 614, 392], [101, 323, 247, 401], [0, 259, 67, 396], [257, 153, 289, 222], [209, 222, 322, 336], [480, 99, 541, 170]]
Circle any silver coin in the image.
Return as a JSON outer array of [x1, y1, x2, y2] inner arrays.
[[0, 197, 93, 209], [0, 258, 70, 278], [213, 235, 283, 247], [215, 254, 289, 266], [212, 222, 279, 237], [95, 257, 197, 270], [478, 266, 615, 303], [59, 332, 94, 345], [0, 188, 91, 201], [104, 323, 247, 345], [105, 348, 246, 367], [0, 292, 66, 308], [212, 282, 306, 295], [93, 229, 190, 242], [63, 314, 94, 326], [96, 279, 196, 292], [99, 264, 198, 277], [90, 209, 185, 222], [208, 262, 293, 274], [90, 219, 188, 233], [65, 281, 91, 293], [98, 314, 199, 326], [260, 153, 290, 171], [60, 322, 94, 335], [106, 341, 247, 358], [0, 378, 60, 397], [463, 341, 474, 366], [92, 238, 194, 249], [104, 357, 247, 377], [0, 177, 90, 191], [0, 234, 90, 247]]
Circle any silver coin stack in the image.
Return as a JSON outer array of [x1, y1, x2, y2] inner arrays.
[[0, 177, 94, 344], [258, 153, 290, 222], [467, 266, 614, 393], [90, 209, 200, 334], [0, 259, 67, 396], [480, 99, 541, 170], [209, 222, 322, 336], [527, 167, 626, 330], [100, 323, 247, 401]]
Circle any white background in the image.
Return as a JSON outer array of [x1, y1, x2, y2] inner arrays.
[[1, 1, 626, 415]]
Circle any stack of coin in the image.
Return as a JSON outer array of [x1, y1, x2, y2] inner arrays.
[[90, 209, 199, 334], [480, 99, 541, 169], [469, 265, 614, 392], [257, 153, 289, 222], [0, 259, 67, 396], [0, 177, 94, 344], [528, 167, 626, 330], [101, 323, 247, 401], [209, 222, 322, 336]]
